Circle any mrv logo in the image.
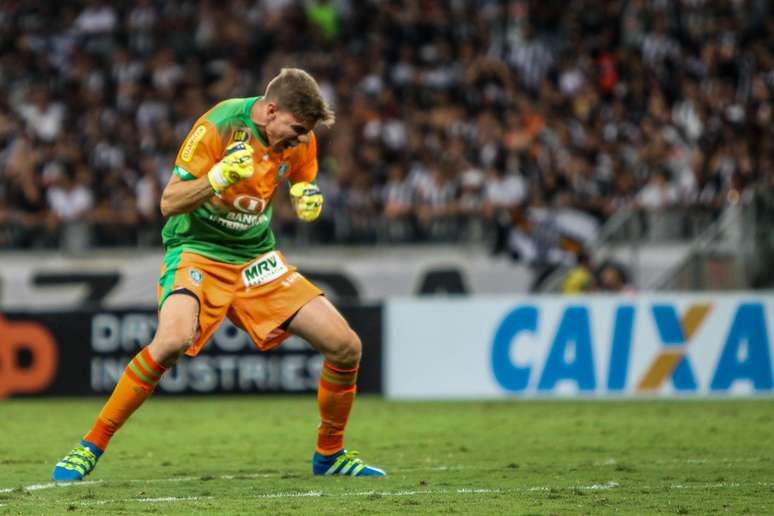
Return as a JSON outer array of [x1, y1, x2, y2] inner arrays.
[[242, 251, 288, 288], [491, 302, 774, 393]]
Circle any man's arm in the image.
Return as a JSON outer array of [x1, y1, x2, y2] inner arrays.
[[161, 141, 255, 216], [160, 174, 214, 216]]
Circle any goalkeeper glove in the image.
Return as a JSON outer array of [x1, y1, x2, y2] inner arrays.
[[208, 141, 254, 193], [290, 181, 323, 222]]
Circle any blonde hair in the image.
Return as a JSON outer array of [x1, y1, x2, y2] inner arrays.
[[265, 68, 335, 126]]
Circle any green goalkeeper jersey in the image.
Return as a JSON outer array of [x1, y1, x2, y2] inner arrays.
[[161, 97, 318, 264]]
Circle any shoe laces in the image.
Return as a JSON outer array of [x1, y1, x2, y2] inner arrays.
[[68, 446, 98, 467], [334, 450, 364, 467]]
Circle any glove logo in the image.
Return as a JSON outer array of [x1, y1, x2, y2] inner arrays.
[[232, 128, 250, 143], [289, 181, 323, 222], [181, 125, 207, 162]]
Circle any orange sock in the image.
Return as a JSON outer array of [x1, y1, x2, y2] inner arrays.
[[83, 348, 166, 451], [316, 361, 358, 455]]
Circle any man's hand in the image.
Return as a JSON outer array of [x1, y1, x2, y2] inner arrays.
[[207, 142, 254, 193], [290, 181, 323, 222]]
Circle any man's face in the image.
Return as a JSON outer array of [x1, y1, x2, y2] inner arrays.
[[266, 108, 315, 153]]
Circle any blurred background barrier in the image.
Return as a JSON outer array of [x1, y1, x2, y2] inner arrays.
[[0, 246, 535, 308], [0, 306, 382, 398], [385, 293, 774, 399], [7, 190, 774, 305]]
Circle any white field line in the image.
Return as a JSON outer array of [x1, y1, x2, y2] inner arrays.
[[16, 488, 502, 507], [593, 457, 766, 466], [75, 496, 213, 506], [670, 482, 774, 489], [0, 468, 457, 495], [0, 467, 451, 494], [255, 490, 323, 499], [5, 481, 774, 508], [0, 472, 280, 494], [5, 496, 213, 508], [6, 459, 759, 495], [0, 488, 502, 508], [526, 482, 619, 492], [581, 481, 620, 490], [3, 471, 771, 499], [679, 458, 765, 464], [6, 458, 760, 494], [254, 488, 502, 499], [0, 480, 103, 493]]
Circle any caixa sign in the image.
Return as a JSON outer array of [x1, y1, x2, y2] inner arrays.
[[491, 297, 774, 395]]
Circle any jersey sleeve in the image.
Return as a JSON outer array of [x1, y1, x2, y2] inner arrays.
[[173, 119, 224, 180], [287, 131, 318, 184]]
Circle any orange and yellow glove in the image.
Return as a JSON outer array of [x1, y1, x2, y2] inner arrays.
[[290, 181, 323, 222], [208, 141, 254, 193]]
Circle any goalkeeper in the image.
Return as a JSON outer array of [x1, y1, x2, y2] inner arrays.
[[52, 68, 385, 479]]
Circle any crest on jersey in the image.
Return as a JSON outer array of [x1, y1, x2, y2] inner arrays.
[[277, 162, 289, 179], [233, 128, 250, 143], [188, 268, 203, 285]]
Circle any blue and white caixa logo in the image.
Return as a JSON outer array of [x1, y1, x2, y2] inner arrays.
[[491, 300, 774, 395]]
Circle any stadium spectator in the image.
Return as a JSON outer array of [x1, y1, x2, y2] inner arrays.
[[596, 260, 631, 293], [0, 135, 52, 247], [382, 163, 415, 241], [561, 251, 595, 294]]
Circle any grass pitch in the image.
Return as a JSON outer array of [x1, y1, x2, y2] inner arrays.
[[0, 397, 772, 514]]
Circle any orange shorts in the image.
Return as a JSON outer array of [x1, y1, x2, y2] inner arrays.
[[157, 249, 322, 356]]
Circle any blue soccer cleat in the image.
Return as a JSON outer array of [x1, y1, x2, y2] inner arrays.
[[312, 449, 386, 477], [51, 441, 103, 481]]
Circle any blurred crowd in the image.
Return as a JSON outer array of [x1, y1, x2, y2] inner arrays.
[[0, 0, 771, 253]]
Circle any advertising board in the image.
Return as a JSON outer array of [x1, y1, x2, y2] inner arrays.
[[385, 294, 774, 398], [0, 306, 382, 397]]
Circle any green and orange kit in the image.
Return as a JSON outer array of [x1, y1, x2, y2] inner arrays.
[[162, 96, 318, 264]]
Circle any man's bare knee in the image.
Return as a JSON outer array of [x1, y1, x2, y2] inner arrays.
[[326, 329, 362, 368], [148, 331, 194, 366], [149, 294, 199, 366], [149, 316, 196, 366]]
